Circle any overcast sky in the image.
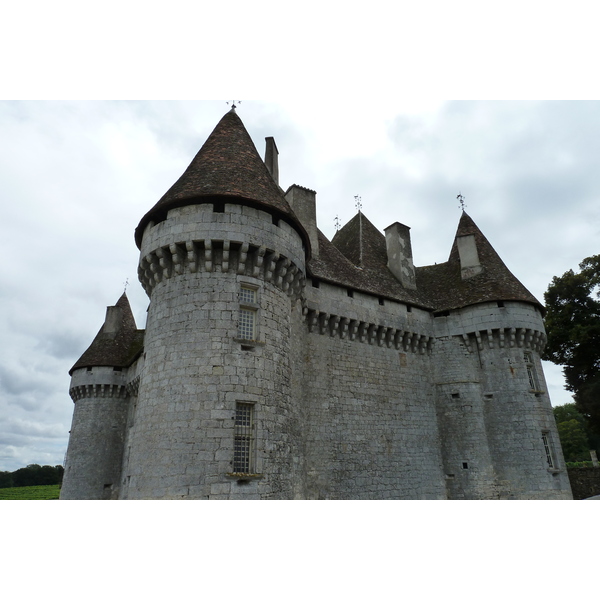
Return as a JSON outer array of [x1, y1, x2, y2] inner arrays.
[[1, 100, 599, 472]]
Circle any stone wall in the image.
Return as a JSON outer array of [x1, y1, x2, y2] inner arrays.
[[60, 366, 131, 499], [296, 282, 445, 499], [567, 468, 600, 499]]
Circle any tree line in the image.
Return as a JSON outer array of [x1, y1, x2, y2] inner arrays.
[[0, 464, 64, 488]]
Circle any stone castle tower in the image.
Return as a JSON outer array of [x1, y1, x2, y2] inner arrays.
[[60, 108, 572, 499]]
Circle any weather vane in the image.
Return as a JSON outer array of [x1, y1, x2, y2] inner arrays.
[[334, 215, 341, 232], [457, 193, 466, 212], [354, 195, 362, 213], [123, 277, 129, 293], [227, 100, 242, 109]]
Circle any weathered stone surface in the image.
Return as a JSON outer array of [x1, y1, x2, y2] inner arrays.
[[61, 110, 572, 500]]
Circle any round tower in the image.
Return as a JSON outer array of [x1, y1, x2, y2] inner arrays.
[[120, 109, 310, 499], [61, 294, 143, 499], [431, 213, 571, 499]]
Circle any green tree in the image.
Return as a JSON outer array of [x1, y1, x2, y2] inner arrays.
[[544, 255, 600, 431], [556, 419, 590, 461]]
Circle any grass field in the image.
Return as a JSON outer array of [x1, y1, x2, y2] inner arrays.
[[0, 485, 61, 500]]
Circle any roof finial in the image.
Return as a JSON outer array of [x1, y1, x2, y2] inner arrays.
[[354, 195, 364, 267], [123, 277, 129, 294], [334, 215, 341, 232], [354, 194, 362, 213], [457, 193, 466, 212], [226, 100, 242, 110]]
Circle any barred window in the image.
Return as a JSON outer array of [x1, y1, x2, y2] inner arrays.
[[238, 285, 258, 341], [240, 286, 256, 305], [542, 432, 555, 468], [238, 308, 256, 340], [233, 402, 254, 474], [524, 352, 540, 390]]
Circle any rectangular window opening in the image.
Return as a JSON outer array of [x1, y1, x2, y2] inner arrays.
[[347, 289, 354, 298], [233, 402, 254, 474], [542, 432, 555, 469], [378, 297, 385, 306], [524, 352, 540, 390], [238, 285, 258, 341]]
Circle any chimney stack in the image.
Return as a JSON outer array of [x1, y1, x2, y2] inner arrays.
[[285, 185, 319, 259], [264, 137, 279, 185], [384, 222, 417, 289], [456, 234, 482, 279]]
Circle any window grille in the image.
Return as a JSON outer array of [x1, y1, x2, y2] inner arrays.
[[233, 402, 254, 473], [240, 286, 256, 304], [524, 352, 540, 390], [542, 432, 554, 468], [238, 285, 257, 341], [238, 308, 256, 340]]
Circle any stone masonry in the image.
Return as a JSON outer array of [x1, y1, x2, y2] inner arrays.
[[60, 108, 573, 500]]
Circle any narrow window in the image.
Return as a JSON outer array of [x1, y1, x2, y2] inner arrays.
[[542, 432, 555, 468], [233, 402, 254, 474], [524, 352, 540, 390], [238, 285, 258, 341]]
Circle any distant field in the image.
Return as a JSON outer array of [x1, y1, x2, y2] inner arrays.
[[0, 485, 61, 500]]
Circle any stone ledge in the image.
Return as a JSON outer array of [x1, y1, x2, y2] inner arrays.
[[225, 473, 264, 482]]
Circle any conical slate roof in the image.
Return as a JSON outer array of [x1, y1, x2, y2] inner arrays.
[[69, 293, 145, 375], [135, 109, 310, 253], [416, 211, 543, 312]]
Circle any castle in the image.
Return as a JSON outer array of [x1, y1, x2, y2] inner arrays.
[[60, 108, 572, 499]]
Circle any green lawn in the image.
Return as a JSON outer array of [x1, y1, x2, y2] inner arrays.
[[0, 485, 61, 500]]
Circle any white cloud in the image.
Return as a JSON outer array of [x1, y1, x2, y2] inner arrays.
[[1, 99, 596, 470]]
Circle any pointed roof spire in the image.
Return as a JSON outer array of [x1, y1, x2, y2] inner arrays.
[[446, 211, 542, 308], [135, 110, 310, 254], [69, 293, 144, 375]]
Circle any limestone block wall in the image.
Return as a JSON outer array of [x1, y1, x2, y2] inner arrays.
[[61, 367, 131, 499], [433, 302, 571, 499], [432, 336, 499, 499], [120, 202, 306, 499], [295, 283, 445, 499]]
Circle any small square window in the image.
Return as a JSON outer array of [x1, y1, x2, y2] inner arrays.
[[240, 286, 257, 305]]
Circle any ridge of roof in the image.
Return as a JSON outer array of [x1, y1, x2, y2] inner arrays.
[[134, 109, 310, 255], [69, 293, 144, 375], [312, 219, 434, 308]]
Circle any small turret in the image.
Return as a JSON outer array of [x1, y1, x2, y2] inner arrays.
[[60, 293, 143, 500]]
